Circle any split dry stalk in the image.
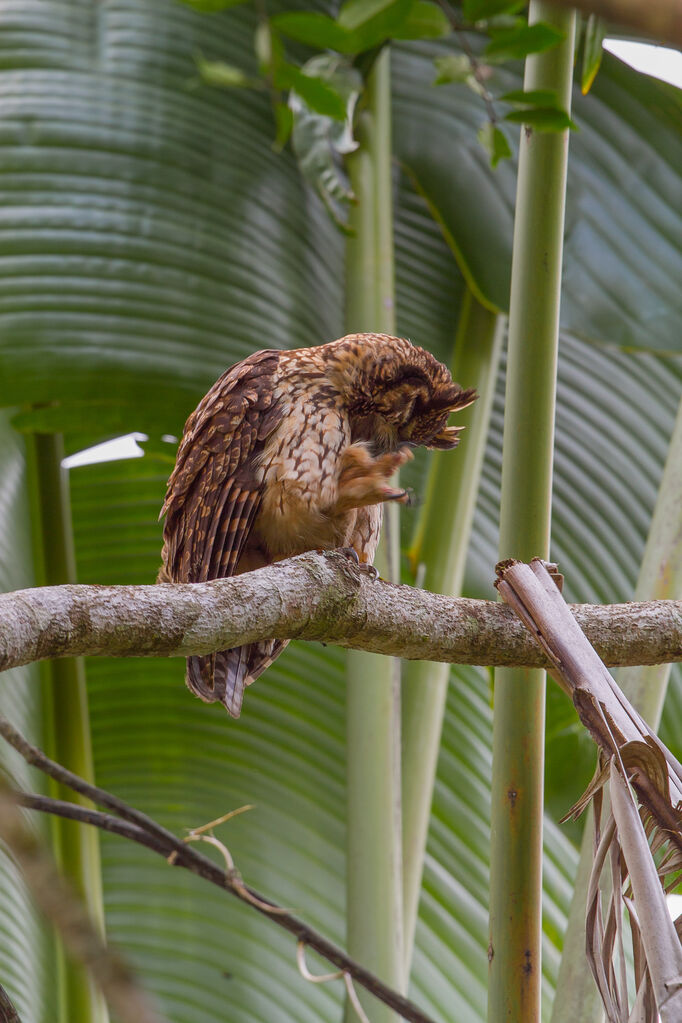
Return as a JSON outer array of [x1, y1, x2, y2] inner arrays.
[[496, 558, 682, 1022]]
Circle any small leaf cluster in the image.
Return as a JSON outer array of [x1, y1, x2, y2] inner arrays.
[[185, 0, 592, 207], [434, 1, 580, 165], [190, 1, 453, 225]]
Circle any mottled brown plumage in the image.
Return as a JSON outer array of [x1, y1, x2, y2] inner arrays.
[[160, 333, 477, 717]]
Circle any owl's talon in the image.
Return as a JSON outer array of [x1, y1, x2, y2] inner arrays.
[[396, 445, 415, 464], [384, 487, 411, 505], [336, 547, 378, 581], [337, 546, 360, 566]]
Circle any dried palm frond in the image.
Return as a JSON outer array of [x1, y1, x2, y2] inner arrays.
[[496, 558, 682, 1023]]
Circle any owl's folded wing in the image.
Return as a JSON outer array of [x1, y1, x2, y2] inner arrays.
[[159, 349, 284, 716], [160, 349, 282, 584]]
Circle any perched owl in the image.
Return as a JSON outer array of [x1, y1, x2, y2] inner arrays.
[[160, 333, 477, 717]]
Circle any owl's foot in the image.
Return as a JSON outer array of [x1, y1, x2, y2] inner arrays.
[[336, 546, 379, 581], [335, 444, 414, 513]]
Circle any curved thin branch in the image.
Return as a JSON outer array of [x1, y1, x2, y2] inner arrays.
[[2, 720, 437, 1023], [0, 552, 680, 674]]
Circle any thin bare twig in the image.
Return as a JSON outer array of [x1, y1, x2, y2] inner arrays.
[[296, 942, 371, 1023], [3, 720, 438, 1023], [436, 0, 499, 126]]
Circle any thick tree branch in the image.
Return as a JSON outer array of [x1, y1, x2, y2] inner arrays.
[[0, 718, 437, 1023], [0, 552, 680, 674], [546, 0, 682, 48]]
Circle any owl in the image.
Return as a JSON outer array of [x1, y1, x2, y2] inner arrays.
[[160, 333, 477, 717]]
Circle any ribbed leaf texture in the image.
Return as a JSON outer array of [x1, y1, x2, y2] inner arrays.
[[0, 3, 680, 1021], [0, 415, 56, 1022], [392, 39, 682, 354]]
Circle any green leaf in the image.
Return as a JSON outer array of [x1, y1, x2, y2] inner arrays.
[[273, 102, 293, 151], [477, 120, 512, 166], [463, 0, 526, 20], [504, 106, 577, 131], [338, 0, 399, 30], [270, 11, 356, 52], [392, 0, 451, 40], [180, 0, 248, 10], [254, 19, 278, 74], [0, 8, 681, 1023], [393, 43, 682, 352], [500, 87, 559, 106], [273, 3, 427, 55], [337, 0, 416, 52], [277, 64, 348, 120], [433, 53, 472, 84], [581, 14, 606, 94], [273, 1, 444, 55], [485, 21, 565, 61], [337, 0, 409, 31], [195, 55, 253, 88], [288, 55, 362, 228]]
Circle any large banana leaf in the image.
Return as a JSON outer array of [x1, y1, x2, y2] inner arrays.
[[392, 40, 682, 354], [0, 2, 681, 1021], [67, 328, 682, 1023], [0, 415, 57, 1023]]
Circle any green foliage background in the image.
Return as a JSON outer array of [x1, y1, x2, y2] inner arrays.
[[0, 1, 680, 1021]]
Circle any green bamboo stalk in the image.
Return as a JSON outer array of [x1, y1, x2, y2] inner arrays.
[[27, 433, 109, 1023], [550, 391, 682, 1023], [401, 292, 503, 970], [344, 48, 404, 1022], [488, 6, 576, 1022]]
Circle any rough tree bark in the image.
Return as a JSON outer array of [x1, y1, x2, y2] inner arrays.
[[0, 551, 680, 674]]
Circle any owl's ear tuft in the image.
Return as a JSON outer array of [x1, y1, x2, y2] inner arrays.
[[446, 387, 478, 413]]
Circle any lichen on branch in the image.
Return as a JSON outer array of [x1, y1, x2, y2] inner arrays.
[[0, 551, 680, 674]]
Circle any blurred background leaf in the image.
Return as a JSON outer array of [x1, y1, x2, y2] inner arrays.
[[392, 38, 682, 352]]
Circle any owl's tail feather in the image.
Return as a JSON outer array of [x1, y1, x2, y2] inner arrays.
[[186, 649, 249, 718], [186, 640, 289, 719]]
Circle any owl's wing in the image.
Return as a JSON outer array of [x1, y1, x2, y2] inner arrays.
[[160, 349, 282, 715], [161, 350, 281, 583]]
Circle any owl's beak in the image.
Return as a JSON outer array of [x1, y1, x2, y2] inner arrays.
[[429, 424, 466, 449]]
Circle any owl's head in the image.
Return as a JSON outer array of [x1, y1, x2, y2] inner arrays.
[[328, 333, 477, 452]]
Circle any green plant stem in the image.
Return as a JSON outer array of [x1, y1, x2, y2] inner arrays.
[[344, 48, 404, 1023], [401, 291, 502, 969], [27, 433, 108, 1023], [550, 391, 682, 1023], [488, 6, 576, 1023]]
